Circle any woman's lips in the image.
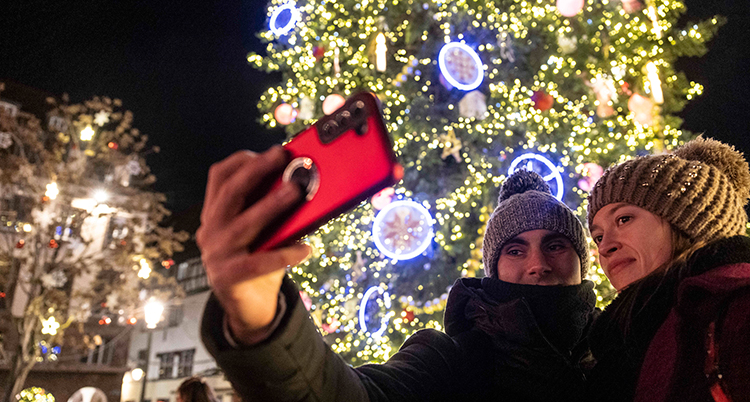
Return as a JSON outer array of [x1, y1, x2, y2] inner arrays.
[[605, 258, 634, 277]]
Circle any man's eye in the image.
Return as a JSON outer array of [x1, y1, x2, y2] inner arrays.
[[505, 249, 521, 256]]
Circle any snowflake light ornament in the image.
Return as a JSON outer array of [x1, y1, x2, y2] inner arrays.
[[93, 110, 110, 126]]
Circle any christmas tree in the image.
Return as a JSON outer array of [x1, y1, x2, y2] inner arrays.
[[0, 85, 187, 400], [246, 0, 721, 364]]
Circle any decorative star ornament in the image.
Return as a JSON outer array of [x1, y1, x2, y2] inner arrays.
[[438, 128, 463, 162], [41, 316, 60, 335], [93, 110, 110, 126]]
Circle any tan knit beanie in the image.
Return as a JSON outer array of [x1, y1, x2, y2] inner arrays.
[[483, 170, 589, 279], [587, 136, 750, 243]]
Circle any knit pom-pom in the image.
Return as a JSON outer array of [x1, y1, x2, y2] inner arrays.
[[499, 170, 551, 202], [674, 136, 750, 202]]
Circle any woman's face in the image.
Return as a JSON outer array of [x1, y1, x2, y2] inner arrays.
[[590, 203, 673, 290]]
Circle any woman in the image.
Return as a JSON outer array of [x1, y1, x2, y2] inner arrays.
[[585, 136, 750, 402], [176, 376, 219, 402]]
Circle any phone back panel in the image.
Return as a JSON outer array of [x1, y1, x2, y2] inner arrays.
[[258, 93, 401, 251]]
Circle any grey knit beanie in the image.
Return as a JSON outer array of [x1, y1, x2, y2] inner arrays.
[[482, 170, 590, 279], [587, 136, 750, 244]]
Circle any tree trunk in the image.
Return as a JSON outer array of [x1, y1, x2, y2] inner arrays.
[[2, 315, 38, 402], [2, 348, 35, 402]]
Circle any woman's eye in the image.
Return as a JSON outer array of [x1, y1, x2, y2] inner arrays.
[[592, 235, 602, 244]]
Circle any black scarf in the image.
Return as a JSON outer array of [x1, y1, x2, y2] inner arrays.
[[477, 278, 596, 354]]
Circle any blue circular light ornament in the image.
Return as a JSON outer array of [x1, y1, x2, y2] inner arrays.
[[359, 285, 392, 338], [508, 153, 565, 200], [269, 2, 300, 36], [438, 42, 484, 91], [372, 200, 434, 260]]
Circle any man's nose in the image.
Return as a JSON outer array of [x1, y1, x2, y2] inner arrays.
[[526, 248, 553, 277]]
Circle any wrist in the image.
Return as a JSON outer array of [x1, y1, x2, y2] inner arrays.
[[223, 292, 287, 346]]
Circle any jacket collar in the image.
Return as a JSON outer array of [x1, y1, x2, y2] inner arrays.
[[444, 277, 596, 354], [677, 235, 750, 318]]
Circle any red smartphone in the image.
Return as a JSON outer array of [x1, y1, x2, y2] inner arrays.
[[254, 92, 403, 251]]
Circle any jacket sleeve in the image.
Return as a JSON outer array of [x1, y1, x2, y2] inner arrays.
[[201, 275, 467, 402]]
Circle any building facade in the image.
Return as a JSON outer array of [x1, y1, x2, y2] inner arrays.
[[122, 256, 233, 402]]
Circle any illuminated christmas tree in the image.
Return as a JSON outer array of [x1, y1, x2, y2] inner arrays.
[[0, 84, 187, 399], [247, 0, 721, 364]]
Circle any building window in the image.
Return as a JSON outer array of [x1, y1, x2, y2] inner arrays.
[[0, 100, 19, 118], [137, 349, 148, 369], [176, 258, 209, 293], [104, 216, 129, 249], [177, 349, 194, 377], [167, 306, 183, 327], [157, 349, 195, 379], [158, 352, 175, 379], [47, 115, 68, 132], [0, 195, 33, 232], [55, 208, 85, 242]]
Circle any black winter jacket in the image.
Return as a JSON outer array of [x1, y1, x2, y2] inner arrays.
[[202, 276, 596, 402]]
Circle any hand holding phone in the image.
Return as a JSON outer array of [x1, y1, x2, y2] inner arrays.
[[253, 92, 403, 251], [196, 92, 401, 343]]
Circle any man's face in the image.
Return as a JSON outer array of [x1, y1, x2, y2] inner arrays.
[[496, 229, 582, 286]]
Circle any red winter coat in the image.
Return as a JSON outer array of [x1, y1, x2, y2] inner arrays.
[[635, 247, 750, 401]]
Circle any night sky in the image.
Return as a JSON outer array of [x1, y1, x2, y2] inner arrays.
[[2, 0, 749, 215]]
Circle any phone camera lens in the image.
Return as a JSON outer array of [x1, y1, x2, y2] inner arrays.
[[320, 120, 339, 143], [336, 111, 352, 128], [350, 100, 365, 118], [355, 122, 368, 136]]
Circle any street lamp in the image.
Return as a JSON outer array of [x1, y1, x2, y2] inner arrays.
[[130, 368, 144, 381], [143, 299, 163, 329], [139, 299, 164, 402], [93, 189, 109, 204]]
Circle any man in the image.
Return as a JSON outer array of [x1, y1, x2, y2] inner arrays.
[[197, 147, 595, 401]]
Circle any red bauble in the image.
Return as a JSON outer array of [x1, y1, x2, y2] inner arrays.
[[621, 82, 633, 96], [49, 239, 59, 249], [402, 308, 415, 323], [313, 46, 326, 61], [531, 90, 554, 111], [15, 240, 25, 249]]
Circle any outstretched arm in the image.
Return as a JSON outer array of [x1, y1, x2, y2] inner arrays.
[[196, 146, 311, 344], [197, 147, 469, 401]]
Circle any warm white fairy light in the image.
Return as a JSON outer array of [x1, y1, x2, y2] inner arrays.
[[45, 182, 59, 200], [375, 33, 387, 72], [80, 125, 95, 141], [646, 61, 664, 104]]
